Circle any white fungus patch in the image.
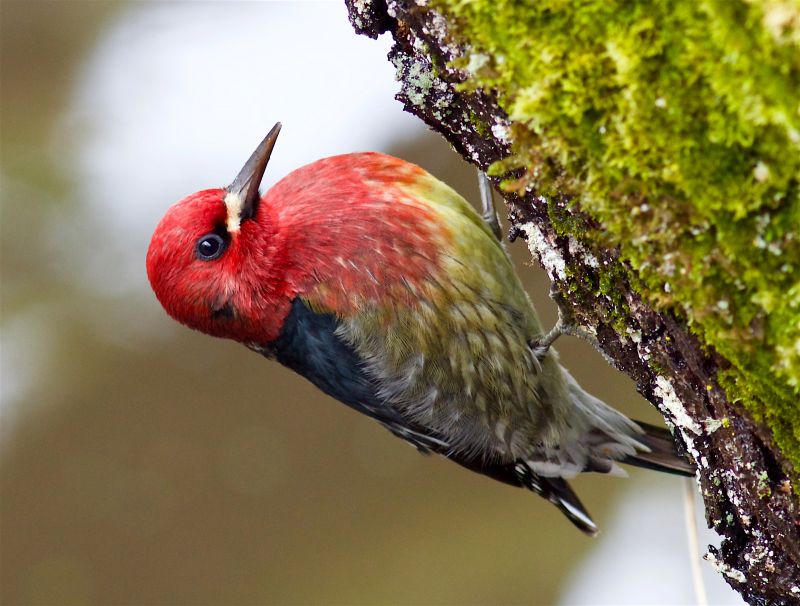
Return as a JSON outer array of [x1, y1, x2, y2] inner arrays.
[[465, 52, 490, 74], [568, 236, 600, 268], [625, 327, 642, 344], [704, 552, 747, 584], [703, 418, 726, 433], [654, 376, 703, 436], [402, 61, 435, 107], [753, 161, 770, 182], [350, 0, 371, 30], [520, 223, 566, 280], [491, 121, 511, 143], [415, 6, 460, 58]]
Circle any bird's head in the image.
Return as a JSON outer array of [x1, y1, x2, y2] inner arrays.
[[146, 123, 292, 344]]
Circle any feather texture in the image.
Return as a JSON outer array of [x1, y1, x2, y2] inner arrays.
[[147, 150, 694, 534]]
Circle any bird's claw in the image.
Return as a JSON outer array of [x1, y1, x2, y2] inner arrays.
[[529, 284, 602, 360], [529, 284, 572, 358], [529, 315, 567, 360]]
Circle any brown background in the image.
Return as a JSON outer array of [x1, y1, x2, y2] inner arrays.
[[1, 2, 707, 604]]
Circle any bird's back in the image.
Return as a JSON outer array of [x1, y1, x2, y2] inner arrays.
[[266, 153, 573, 462]]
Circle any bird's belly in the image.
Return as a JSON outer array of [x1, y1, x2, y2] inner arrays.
[[339, 306, 551, 461], [265, 296, 554, 459]]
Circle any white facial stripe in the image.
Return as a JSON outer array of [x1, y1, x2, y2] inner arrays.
[[224, 191, 243, 233]]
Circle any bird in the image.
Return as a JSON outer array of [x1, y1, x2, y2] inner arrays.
[[146, 123, 693, 535]]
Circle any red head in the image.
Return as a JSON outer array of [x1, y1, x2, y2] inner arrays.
[[147, 123, 444, 346], [146, 123, 291, 344]]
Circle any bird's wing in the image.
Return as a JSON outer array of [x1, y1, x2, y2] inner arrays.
[[264, 297, 598, 535], [260, 296, 450, 453], [289, 164, 557, 462]]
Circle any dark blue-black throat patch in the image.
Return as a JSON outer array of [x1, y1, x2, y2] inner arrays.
[[266, 298, 387, 417]]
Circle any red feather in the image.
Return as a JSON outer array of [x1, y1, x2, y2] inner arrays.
[[146, 153, 448, 345]]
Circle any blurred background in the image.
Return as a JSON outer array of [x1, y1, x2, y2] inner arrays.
[[1, 1, 742, 604]]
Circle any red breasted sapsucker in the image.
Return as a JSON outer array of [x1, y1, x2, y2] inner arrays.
[[147, 124, 691, 535]]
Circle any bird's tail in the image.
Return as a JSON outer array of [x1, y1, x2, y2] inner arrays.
[[457, 455, 599, 536], [624, 421, 695, 476], [532, 473, 598, 536], [449, 370, 693, 536], [529, 420, 693, 535], [561, 367, 695, 478]]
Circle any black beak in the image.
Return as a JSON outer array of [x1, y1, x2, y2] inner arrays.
[[226, 122, 282, 223]]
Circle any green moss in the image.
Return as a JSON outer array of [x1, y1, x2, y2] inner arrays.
[[434, 0, 800, 468], [468, 110, 491, 138], [757, 470, 772, 497]]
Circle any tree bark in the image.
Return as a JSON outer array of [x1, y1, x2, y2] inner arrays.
[[345, 1, 800, 604]]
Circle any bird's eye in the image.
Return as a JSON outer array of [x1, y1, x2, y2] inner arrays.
[[195, 233, 227, 261]]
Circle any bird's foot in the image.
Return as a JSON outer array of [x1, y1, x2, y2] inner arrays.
[[529, 315, 566, 360], [529, 284, 602, 360], [528, 284, 614, 366]]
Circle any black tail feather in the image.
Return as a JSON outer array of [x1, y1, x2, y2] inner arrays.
[[454, 455, 598, 536], [536, 475, 598, 536], [515, 463, 597, 536], [445, 420, 691, 536], [626, 421, 695, 476]]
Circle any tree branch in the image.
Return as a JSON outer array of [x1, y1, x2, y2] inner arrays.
[[346, 1, 800, 603]]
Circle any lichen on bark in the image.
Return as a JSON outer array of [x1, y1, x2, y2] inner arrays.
[[346, 0, 800, 603]]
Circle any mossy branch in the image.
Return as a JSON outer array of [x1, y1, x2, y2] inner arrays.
[[346, 0, 800, 603]]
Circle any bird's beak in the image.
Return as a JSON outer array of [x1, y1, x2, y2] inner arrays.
[[224, 122, 282, 232]]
